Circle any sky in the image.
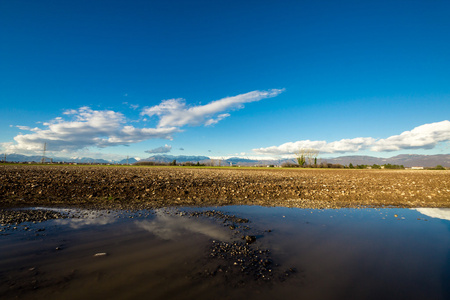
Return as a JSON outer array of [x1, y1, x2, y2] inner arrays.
[[1, 0, 449, 161]]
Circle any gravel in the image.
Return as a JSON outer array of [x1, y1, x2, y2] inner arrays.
[[0, 209, 69, 226]]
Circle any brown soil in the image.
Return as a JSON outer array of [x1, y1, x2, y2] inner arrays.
[[0, 165, 449, 208]]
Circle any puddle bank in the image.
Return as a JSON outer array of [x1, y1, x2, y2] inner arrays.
[[1, 206, 449, 300]]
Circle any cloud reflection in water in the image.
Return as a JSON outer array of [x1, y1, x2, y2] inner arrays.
[[54, 211, 118, 229], [135, 212, 231, 241], [414, 208, 450, 221]]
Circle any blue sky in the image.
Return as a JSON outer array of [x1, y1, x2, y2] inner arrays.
[[1, 0, 449, 161]]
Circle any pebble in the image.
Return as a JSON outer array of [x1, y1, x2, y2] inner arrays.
[[244, 235, 256, 244], [0, 209, 69, 226]]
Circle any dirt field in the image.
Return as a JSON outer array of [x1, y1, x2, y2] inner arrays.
[[0, 165, 449, 208]]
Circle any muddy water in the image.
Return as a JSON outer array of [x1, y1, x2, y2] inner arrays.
[[1, 207, 449, 300]]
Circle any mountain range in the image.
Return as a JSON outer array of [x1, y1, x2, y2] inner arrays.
[[0, 153, 112, 164], [323, 154, 450, 167], [140, 155, 210, 164], [1, 153, 449, 167]]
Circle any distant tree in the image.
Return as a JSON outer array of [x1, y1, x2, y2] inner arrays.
[[383, 164, 404, 169], [282, 162, 299, 168], [171, 159, 177, 166], [432, 165, 446, 170], [372, 164, 381, 169], [331, 163, 344, 168], [134, 161, 155, 166], [349, 163, 354, 169], [295, 148, 319, 167], [295, 149, 306, 167], [306, 149, 319, 166]]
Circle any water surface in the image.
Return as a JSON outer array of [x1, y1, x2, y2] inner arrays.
[[1, 206, 449, 299]]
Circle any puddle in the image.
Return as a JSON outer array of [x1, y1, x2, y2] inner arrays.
[[1, 206, 449, 300]]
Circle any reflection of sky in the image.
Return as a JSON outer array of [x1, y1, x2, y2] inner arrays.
[[135, 212, 231, 241], [31, 207, 72, 213], [414, 208, 450, 221], [53, 210, 119, 229]]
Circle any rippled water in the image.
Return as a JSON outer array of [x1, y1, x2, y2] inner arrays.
[[1, 206, 449, 300]]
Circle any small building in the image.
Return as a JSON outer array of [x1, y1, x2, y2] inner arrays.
[[411, 166, 424, 170]]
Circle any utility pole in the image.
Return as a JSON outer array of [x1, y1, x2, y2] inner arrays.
[[41, 142, 47, 164]]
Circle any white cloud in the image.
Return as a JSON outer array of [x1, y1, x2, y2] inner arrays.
[[16, 125, 40, 132], [123, 101, 139, 110], [253, 120, 450, 155], [3, 89, 283, 155], [209, 154, 277, 160], [253, 138, 375, 155], [145, 144, 172, 154], [3, 107, 179, 153], [205, 113, 230, 126], [141, 89, 284, 128], [371, 120, 450, 151]]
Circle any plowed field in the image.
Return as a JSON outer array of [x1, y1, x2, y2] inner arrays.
[[1, 165, 449, 208]]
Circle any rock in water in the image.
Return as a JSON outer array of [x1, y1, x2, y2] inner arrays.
[[244, 235, 256, 244]]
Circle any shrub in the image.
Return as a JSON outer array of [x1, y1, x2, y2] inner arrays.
[[282, 162, 299, 168], [431, 165, 446, 170]]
